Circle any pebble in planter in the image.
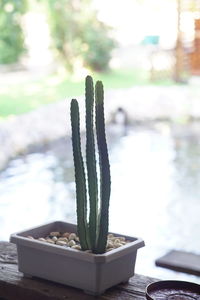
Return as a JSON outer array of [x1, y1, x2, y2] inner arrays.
[[27, 232, 129, 252]]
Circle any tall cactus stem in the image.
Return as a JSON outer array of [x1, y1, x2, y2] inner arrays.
[[95, 81, 111, 254], [85, 76, 99, 251], [70, 77, 111, 254], [70, 99, 90, 250]]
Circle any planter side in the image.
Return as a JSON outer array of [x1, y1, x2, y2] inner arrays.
[[10, 221, 145, 295], [17, 245, 137, 294]]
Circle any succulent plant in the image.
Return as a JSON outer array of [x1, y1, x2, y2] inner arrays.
[[70, 75, 111, 254]]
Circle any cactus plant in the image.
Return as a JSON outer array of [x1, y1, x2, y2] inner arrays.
[[70, 75, 111, 254]]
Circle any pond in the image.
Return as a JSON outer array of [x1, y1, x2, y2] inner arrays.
[[0, 121, 200, 283]]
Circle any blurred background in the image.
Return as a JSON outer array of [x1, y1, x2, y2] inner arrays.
[[0, 0, 200, 284]]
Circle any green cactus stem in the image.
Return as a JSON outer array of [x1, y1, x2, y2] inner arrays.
[[70, 99, 90, 250], [85, 76, 99, 251], [95, 81, 111, 254], [70, 76, 111, 254]]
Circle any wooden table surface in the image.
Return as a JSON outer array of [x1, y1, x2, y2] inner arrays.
[[0, 242, 158, 300]]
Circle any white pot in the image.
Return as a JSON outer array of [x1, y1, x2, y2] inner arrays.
[[10, 221, 145, 295]]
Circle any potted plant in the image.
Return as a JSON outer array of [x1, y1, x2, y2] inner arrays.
[[10, 76, 145, 295]]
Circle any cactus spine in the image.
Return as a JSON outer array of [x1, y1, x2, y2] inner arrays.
[[70, 75, 111, 254]]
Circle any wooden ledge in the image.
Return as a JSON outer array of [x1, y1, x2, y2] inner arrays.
[[0, 242, 157, 300]]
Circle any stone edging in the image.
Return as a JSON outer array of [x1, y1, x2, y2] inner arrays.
[[0, 85, 199, 170]]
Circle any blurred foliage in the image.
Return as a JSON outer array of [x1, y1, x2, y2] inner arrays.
[[0, 0, 27, 64], [46, 0, 116, 72], [0, 0, 115, 70]]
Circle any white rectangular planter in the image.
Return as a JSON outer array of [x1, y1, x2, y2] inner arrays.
[[10, 221, 145, 295]]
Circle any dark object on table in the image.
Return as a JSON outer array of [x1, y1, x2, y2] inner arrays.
[[146, 280, 200, 300], [155, 250, 200, 276]]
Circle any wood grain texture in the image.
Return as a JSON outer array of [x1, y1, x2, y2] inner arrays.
[[0, 242, 157, 299]]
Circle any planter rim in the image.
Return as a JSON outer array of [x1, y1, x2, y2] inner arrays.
[[10, 221, 145, 263]]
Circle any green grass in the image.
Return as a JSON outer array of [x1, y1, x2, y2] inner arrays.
[[0, 68, 174, 119]]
